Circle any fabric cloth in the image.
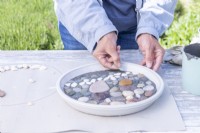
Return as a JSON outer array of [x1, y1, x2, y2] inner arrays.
[[54, 0, 177, 52], [59, 22, 138, 50]]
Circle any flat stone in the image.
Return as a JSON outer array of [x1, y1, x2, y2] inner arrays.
[[0, 89, 6, 97], [89, 80, 109, 93], [119, 79, 132, 86], [105, 98, 111, 103], [91, 92, 110, 101], [110, 101, 125, 105], [143, 85, 155, 91], [78, 97, 89, 102], [110, 87, 119, 92], [126, 95, 134, 101], [144, 90, 154, 97], [137, 83, 145, 88], [71, 82, 78, 88], [135, 93, 141, 99], [119, 86, 131, 91], [73, 87, 82, 92], [122, 91, 134, 97], [81, 84, 90, 90], [134, 89, 144, 95], [110, 92, 122, 97]]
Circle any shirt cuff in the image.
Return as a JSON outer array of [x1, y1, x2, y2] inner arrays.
[[135, 27, 159, 41]]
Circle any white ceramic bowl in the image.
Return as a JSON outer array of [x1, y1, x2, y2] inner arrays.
[[57, 62, 164, 116]]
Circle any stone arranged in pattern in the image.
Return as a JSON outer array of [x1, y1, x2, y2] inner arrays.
[[63, 70, 157, 105], [0, 89, 6, 97]]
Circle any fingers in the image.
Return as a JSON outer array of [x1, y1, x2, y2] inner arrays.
[[145, 47, 154, 69], [98, 55, 119, 69], [152, 49, 165, 71], [107, 45, 120, 68]]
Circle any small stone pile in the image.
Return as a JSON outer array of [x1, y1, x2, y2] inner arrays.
[[64, 70, 157, 105]]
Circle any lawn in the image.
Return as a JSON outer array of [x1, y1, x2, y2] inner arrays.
[[0, 0, 199, 50]]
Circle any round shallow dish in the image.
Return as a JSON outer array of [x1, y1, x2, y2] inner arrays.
[[57, 62, 164, 116]]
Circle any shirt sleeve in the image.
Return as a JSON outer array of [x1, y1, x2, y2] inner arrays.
[[135, 0, 177, 40], [54, 0, 118, 52]]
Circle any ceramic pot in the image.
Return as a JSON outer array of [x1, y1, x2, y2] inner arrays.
[[182, 43, 200, 95]]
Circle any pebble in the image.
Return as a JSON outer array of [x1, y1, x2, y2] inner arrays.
[[110, 92, 122, 97], [97, 77, 103, 81], [0, 67, 5, 72], [146, 81, 152, 85], [0, 89, 6, 97], [112, 80, 118, 85], [22, 64, 29, 69], [27, 102, 34, 106], [78, 97, 89, 102], [81, 84, 90, 90], [10, 66, 18, 71], [110, 76, 117, 81], [79, 82, 85, 86], [110, 101, 125, 105], [87, 100, 98, 104], [144, 90, 154, 97], [83, 79, 90, 82], [121, 73, 127, 77], [72, 92, 83, 99], [30, 65, 40, 70], [91, 92, 110, 101], [126, 95, 134, 101], [16, 65, 23, 69], [89, 80, 109, 93], [143, 85, 155, 91], [122, 91, 134, 97], [71, 82, 78, 88], [4, 66, 10, 71], [109, 87, 119, 92], [86, 81, 92, 85], [39, 66, 47, 70], [137, 83, 145, 88], [134, 89, 144, 95], [119, 79, 132, 86], [28, 78, 36, 83], [65, 83, 71, 87], [90, 79, 96, 83], [103, 77, 110, 81], [114, 73, 121, 76], [135, 93, 141, 99], [125, 71, 131, 74], [105, 98, 111, 103], [73, 87, 82, 92]]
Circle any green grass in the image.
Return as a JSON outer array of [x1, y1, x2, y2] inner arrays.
[[0, 0, 199, 50], [0, 0, 63, 50]]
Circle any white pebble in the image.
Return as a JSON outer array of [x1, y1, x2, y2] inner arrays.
[[91, 79, 96, 83], [125, 71, 131, 74], [97, 77, 103, 81], [146, 81, 152, 85], [83, 79, 89, 82], [110, 77, 117, 81], [79, 82, 85, 86], [73, 87, 81, 92], [110, 87, 119, 92], [65, 83, 71, 87], [103, 77, 110, 81], [121, 73, 127, 77], [143, 85, 155, 91], [0, 67, 5, 72], [22, 64, 29, 69], [86, 82, 92, 85], [137, 83, 145, 88], [4, 66, 10, 71], [29, 78, 36, 83], [105, 98, 111, 103], [10, 66, 18, 71], [39, 66, 47, 70], [27, 102, 34, 106], [110, 92, 122, 97], [115, 75, 120, 78], [134, 89, 144, 95], [126, 95, 134, 101], [71, 82, 78, 87], [135, 93, 141, 99], [122, 91, 134, 97], [114, 73, 121, 76], [17, 64, 23, 69], [78, 97, 89, 102]]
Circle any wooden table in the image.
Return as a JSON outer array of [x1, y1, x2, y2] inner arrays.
[[0, 50, 200, 132]]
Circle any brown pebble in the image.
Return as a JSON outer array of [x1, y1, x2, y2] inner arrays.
[[0, 89, 6, 97], [144, 91, 154, 97], [119, 79, 132, 86]]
